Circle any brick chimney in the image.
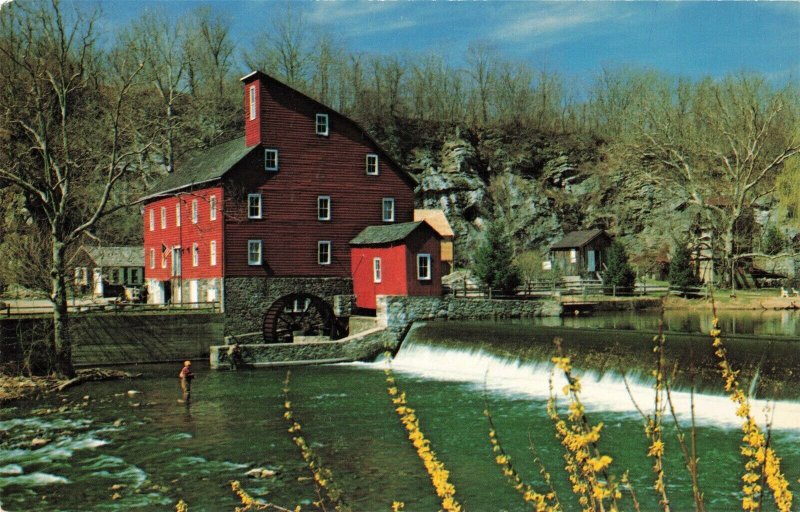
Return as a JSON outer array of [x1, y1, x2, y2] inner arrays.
[[241, 71, 264, 147]]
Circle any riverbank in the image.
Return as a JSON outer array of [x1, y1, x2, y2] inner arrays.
[[0, 369, 140, 404], [664, 293, 800, 311]]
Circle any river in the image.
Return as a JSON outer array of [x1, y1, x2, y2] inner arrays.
[[1, 310, 799, 511]]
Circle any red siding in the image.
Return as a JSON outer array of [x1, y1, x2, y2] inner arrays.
[[143, 187, 224, 281], [351, 244, 408, 309], [226, 75, 416, 277], [244, 80, 262, 147], [404, 226, 443, 297]]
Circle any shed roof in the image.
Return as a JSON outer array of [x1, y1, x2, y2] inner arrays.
[[80, 246, 144, 267], [350, 221, 439, 246], [414, 209, 454, 237], [550, 229, 608, 250], [142, 137, 255, 200]]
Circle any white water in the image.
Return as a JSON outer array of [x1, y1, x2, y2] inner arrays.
[[377, 342, 800, 431]]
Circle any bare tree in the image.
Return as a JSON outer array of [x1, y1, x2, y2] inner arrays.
[[0, 0, 144, 377], [634, 74, 800, 284], [466, 41, 497, 126]]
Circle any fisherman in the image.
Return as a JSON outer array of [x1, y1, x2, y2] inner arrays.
[[178, 360, 194, 402]]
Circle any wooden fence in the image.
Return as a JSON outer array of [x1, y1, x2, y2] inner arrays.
[[444, 278, 681, 299]]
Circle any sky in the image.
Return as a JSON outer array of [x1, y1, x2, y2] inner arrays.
[[70, 1, 800, 85]]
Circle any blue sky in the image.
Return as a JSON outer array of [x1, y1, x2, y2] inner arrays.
[[84, 1, 799, 84]]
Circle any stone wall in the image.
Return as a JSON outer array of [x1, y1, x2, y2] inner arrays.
[[1, 312, 223, 367], [377, 295, 562, 337], [223, 277, 352, 335]]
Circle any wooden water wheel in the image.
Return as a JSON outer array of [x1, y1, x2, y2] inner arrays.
[[262, 293, 343, 344]]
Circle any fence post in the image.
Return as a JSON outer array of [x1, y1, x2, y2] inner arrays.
[[613, 284, 616, 297]]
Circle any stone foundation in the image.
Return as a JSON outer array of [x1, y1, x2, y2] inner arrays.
[[222, 276, 352, 336]]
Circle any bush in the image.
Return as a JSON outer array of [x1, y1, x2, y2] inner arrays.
[[473, 222, 520, 295], [603, 241, 635, 295]]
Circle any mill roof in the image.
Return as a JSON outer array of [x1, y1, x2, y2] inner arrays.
[[413, 209, 454, 237], [550, 229, 608, 250], [350, 221, 440, 246], [80, 246, 144, 267], [141, 137, 256, 200]]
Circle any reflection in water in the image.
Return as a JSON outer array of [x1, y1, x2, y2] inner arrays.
[[553, 309, 800, 337]]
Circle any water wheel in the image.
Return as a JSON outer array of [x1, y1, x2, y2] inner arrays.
[[262, 293, 343, 344]]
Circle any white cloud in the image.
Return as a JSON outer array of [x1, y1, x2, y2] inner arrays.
[[306, 1, 419, 37], [492, 4, 632, 47]]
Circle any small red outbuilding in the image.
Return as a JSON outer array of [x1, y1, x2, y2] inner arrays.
[[350, 221, 443, 310]]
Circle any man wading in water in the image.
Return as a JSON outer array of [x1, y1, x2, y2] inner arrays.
[[178, 361, 194, 403]]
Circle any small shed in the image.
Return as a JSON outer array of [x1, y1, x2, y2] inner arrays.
[[72, 246, 145, 299], [350, 221, 442, 310], [549, 229, 612, 277], [414, 209, 455, 275]]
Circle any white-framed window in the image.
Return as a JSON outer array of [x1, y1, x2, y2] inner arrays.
[[366, 153, 379, 175], [175, 203, 181, 227], [160, 207, 167, 229], [210, 195, 217, 221], [318, 241, 332, 265], [315, 113, 329, 136], [192, 243, 199, 267], [150, 248, 155, 269], [248, 240, 262, 266], [248, 193, 262, 219], [373, 258, 382, 283], [382, 198, 395, 222], [74, 267, 88, 286], [569, 249, 577, 264], [149, 209, 155, 231], [191, 199, 198, 224], [264, 149, 279, 171], [417, 253, 432, 281], [317, 195, 331, 221], [171, 247, 181, 277], [249, 85, 256, 121], [210, 240, 217, 266]]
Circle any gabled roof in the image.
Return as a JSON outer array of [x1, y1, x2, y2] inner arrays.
[[414, 209, 454, 238], [550, 229, 608, 250], [142, 137, 256, 200], [79, 246, 144, 267], [350, 221, 439, 246], [242, 70, 418, 188]]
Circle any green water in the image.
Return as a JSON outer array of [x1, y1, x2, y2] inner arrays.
[[1, 313, 799, 511]]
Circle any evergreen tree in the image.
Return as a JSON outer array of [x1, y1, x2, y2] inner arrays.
[[761, 225, 786, 255], [603, 241, 636, 294], [668, 241, 698, 290], [473, 222, 520, 295]]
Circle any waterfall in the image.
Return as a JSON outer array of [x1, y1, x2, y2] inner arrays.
[[377, 339, 800, 431]]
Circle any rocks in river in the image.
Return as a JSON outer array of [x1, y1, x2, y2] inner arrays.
[[30, 437, 51, 448], [246, 467, 277, 479], [82, 395, 90, 401], [111, 492, 122, 500], [113, 419, 125, 427], [126, 390, 141, 397], [110, 483, 126, 491]]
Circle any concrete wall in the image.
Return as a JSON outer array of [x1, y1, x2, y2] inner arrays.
[[223, 276, 352, 335], [210, 326, 394, 369], [1, 312, 223, 367]]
